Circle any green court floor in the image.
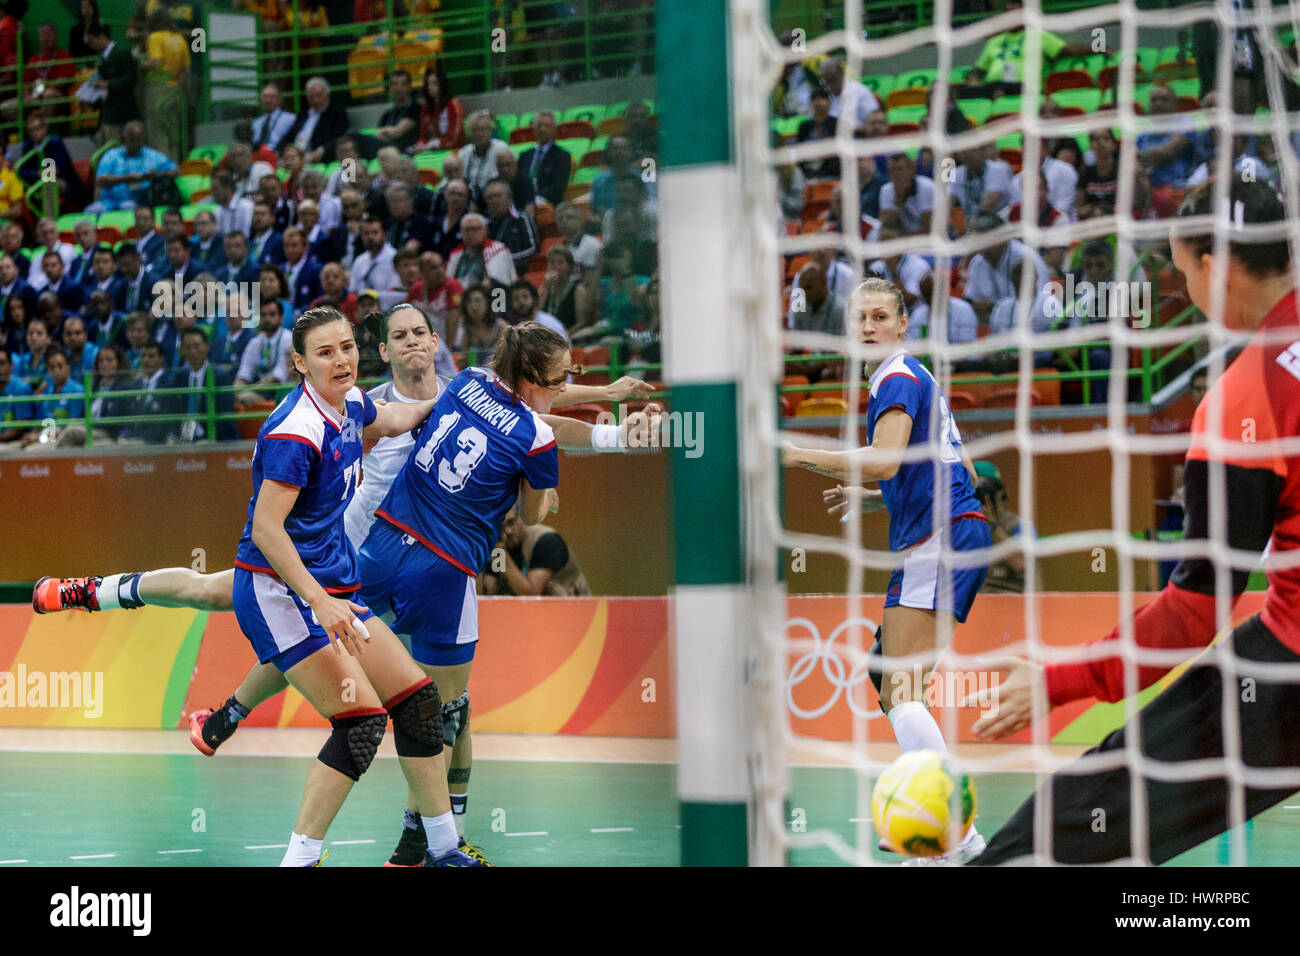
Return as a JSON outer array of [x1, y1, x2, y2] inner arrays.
[[1, 752, 1296, 865]]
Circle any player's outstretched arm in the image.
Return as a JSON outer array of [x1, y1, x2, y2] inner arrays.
[[368, 396, 437, 438], [783, 409, 911, 481], [551, 376, 654, 408], [542, 404, 663, 451]]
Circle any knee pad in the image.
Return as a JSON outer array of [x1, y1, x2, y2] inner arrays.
[[318, 709, 387, 781], [869, 626, 885, 697], [388, 679, 444, 758], [441, 690, 470, 750]]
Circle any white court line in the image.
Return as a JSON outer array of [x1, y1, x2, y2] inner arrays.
[[504, 831, 548, 837], [1285, 806, 1300, 809], [244, 844, 288, 850], [590, 827, 634, 833], [329, 839, 375, 845], [0, 859, 28, 864], [156, 849, 202, 855], [849, 817, 871, 823], [70, 853, 116, 860]]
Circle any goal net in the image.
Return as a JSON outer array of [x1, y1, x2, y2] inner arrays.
[[726, 0, 1300, 866]]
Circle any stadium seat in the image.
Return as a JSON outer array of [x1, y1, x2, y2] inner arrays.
[[1097, 64, 1148, 92], [188, 144, 228, 164], [562, 104, 604, 124], [534, 203, 557, 235], [96, 226, 122, 245], [540, 236, 564, 257], [562, 183, 590, 203], [888, 122, 920, 136], [347, 45, 388, 100], [1045, 69, 1093, 94], [947, 390, 977, 411], [779, 394, 794, 418], [1051, 53, 1107, 78], [509, 126, 536, 144], [896, 69, 936, 89], [96, 210, 135, 233], [999, 148, 1022, 172], [56, 212, 89, 232], [1154, 59, 1196, 80], [597, 116, 627, 136], [414, 150, 448, 170], [576, 344, 610, 384], [985, 387, 1041, 408], [556, 137, 592, 159], [523, 269, 547, 290], [887, 104, 927, 125], [178, 158, 213, 177], [961, 97, 993, 124], [236, 400, 277, 441], [493, 113, 519, 139], [392, 41, 431, 83], [995, 132, 1023, 151], [418, 168, 440, 187], [604, 101, 629, 120], [176, 176, 208, 203], [785, 254, 812, 280], [572, 166, 601, 185], [803, 180, 836, 216], [1132, 46, 1161, 74], [180, 203, 217, 222], [558, 120, 596, 140], [508, 141, 532, 158], [885, 87, 927, 109], [795, 396, 848, 417], [1051, 87, 1101, 113], [824, 381, 868, 413], [579, 149, 604, 170], [781, 374, 811, 404]]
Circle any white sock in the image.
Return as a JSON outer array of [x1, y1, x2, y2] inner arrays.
[[280, 832, 324, 867], [97, 573, 123, 611], [421, 810, 459, 858], [887, 700, 949, 753]]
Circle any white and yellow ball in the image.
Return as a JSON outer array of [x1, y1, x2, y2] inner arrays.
[[871, 749, 976, 857]]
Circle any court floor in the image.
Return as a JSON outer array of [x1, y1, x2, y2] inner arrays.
[[0, 731, 1296, 866]]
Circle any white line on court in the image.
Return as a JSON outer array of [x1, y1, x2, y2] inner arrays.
[[0, 859, 28, 864], [157, 849, 202, 855], [70, 853, 116, 859], [244, 844, 289, 850], [590, 827, 635, 833], [330, 839, 376, 845], [504, 831, 548, 837]]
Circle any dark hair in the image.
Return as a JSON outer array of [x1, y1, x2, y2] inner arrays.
[[461, 284, 491, 317], [162, 206, 183, 221], [86, 20, 110, 40], [393, 248, 419, 266], [95, 343, 126, 380], [508, 278, 538, 302], [423, 65, 452, 109], [141, 340, 164, 356], [1173, 178, 1290, 277], [180, 326, 209, 344], [261, 296, 283, 316], [362, 301, 433, 346], [2, 290, 25, 324], [1080, 239, 1113, 260], [118, 242, 139, 257], [389, 68, 411, 85], [809, 86, 830, 102], [292, 305, 349, 355], [44, 343, 69, 365], [42, 249, 62, 262], [166, 234, 189, 250], [491, 321, 567, 393], [92, 244, 114, 259]]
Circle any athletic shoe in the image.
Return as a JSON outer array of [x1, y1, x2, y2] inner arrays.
[[188, 707, 238, 756], [422, 847, 487, 867], [458, 838, 493, 866], [305, 849, 331, 867], [901, 831, 986, 866], [32, 576, 102, 614], [383, 825, 429, 867]]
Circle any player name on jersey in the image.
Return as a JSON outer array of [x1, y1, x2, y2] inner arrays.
[[455, 377, 522, 436]]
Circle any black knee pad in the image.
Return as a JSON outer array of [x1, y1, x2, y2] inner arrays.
[[869, 626, 885, 697], [441, 690, 470, 750], [389, 680, 444, 758], [318, 710, 387, 781]]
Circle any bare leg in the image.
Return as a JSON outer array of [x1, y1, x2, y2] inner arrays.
[[233, 661, 290, 709], [134, 568, 236, 611]]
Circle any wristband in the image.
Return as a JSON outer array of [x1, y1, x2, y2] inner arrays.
[[591, 422, 623, 452]]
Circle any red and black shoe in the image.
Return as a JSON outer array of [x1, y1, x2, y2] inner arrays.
[[383, 823, 429, 867], [189, 705, 239, 756], [32, 576, 102, 614]]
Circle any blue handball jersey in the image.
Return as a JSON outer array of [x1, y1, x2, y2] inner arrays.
[[374, 367, 559, 576], [234, 380, 378, 592], [867, 349, 985, 552]]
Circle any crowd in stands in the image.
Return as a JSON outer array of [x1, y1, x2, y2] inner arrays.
[[0, 1, 660, 447]]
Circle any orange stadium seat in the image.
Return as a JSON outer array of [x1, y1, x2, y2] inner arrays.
[[392, 41, 431, 83], [781, 374, 811, 404], [1045, 69, 1094, 94], [885, 87, 927, 109], [985, 387, 1041, 408], [597, 116, 627, 137], [347, 45, 388, 100], [947, 390, 978, 411], [579, 149, 604, 169], [563, 183, 590, 203], [178, 158, 213, 176], [523, 270, 547, 290], [795, 396, 848, 417], [1000, 147, 1022, 171]]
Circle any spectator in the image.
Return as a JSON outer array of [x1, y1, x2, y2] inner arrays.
[[372, 69, 420, 153], [153, 234, 200, 287], [247, 200, 285, 265], [256, 264, 295, 329], [0, 223, 28, 277], [581, 241, 649, 340], [623, 102, 657, 159], [786, 261, 843, 335], [509, 279, 567, 341], [602, 174, 657, 244], [796, 86, 839, 181], [226, 142, 274, 199], [234, 297, 293, 400], [0, 1, 22, 93], [857, 112, 891, 216], [0, 254, 36, 322], [298, 169, 340, 232], [251, 83, 296, 151], [310, 260, 359, 323], [908, 272, 979, 346], [277, 76, 350, 164], [85, 22, 140, 145], [483, 179, 540, 275], [384, 182, 435, 253], [88, 343, 132, 438], [83, 289, 122, 345], [30, 218, 79, 284], [406, 250, 461, 377], [14, 316, 53, 386], [348, 218, 398, 295], [480, 511, 590, 596], [34, 250, 84, 314], [124, 339, 170, 442], [279, 226, 321, 317], [590, 136, 636, 218], [113, 243, 153, 314], [67, 221, 99, 288], [429, 177, 470, 259], [775, 152, 807, 225], [140, 7, 191, 161], [965, 0, 1090, 95], [412, 66, 465, 153], [164, 327, 236, 441], [790, 246, 856, 321], [19, 22, 74, 116], [947, 145, 1014, 224], [963, 213, 1051, 323], [817, 58, 881, 132], [538, 245, 583, 333], [217, 232, 261, 285], [59, 315, 97, 379], [36, 290, 72, 337], [973, 461, 1032, 591], [208, 301, 254, 371], [282, 0, 327, 71], [324, 134, 361, 196], [327, 189, 367, 268], [87, 121, 179, 214], [431, 153, 476, 217], [516, 110, 572, 208], [158, 206, 187, 249], [294, 200, 329, 264], [190, 210, 227, 273], [1077, 127, 1120, 220], [393, 158, 435, 217], [0, 344, 36, 440], [258, 172, 295, 233], [17, 113, 85, 209], [1136, 84, 1195, 216], [69, 0, 103, 65], [380, 248, 421, 310], [459, 284, 506, 353], [34, 344, 85, 424], [879, 152, 935, 237], [446, 212, 516, 290], [492, 148, 536, 215], [131, 207, 166, 273], [1009, 171, 1068, 227], [81, 245, 122, 303], [280, 143, 306, 204], [121, 311, 151, 369], [457, 111, 509, 193], [555, 202, 602, 276]]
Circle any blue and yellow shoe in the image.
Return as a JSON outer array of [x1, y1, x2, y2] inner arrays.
[[458, 838, 493, 866], [305, 849, 331, 867], [422, 847, 487, 867]]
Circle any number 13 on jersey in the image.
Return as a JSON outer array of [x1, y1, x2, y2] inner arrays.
[[414, 410, 490, 493]]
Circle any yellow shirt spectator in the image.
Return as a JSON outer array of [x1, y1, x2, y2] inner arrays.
[[0, 164, 25, 219], [147, 29, 192, 84]]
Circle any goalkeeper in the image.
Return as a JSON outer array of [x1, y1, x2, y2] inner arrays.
[[967, 178, 1300, 865]]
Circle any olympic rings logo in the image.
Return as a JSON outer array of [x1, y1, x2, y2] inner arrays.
[[784, 616, 885, 721]]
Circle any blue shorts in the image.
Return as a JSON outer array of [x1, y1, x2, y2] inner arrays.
[[358, 519, 479, 667], [884, 517, 990, 624], [233, 568, 377, 673]]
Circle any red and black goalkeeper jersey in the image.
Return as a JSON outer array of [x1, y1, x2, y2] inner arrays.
[[1047, 287, 1300, 705]]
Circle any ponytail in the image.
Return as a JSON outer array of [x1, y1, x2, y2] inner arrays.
[[492, 321, 567, 393]]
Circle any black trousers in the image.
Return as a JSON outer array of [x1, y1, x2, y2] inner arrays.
[[971, 614, 1300, 865]]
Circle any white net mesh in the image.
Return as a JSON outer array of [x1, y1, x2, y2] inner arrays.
[[732, 0, 1300, 865]]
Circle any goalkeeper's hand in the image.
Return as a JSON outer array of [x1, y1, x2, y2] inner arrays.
[[823, 484, 885, 517], [963, 657, 1047, 740]]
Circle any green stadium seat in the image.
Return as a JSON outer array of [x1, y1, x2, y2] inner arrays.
[[96, 210, 135, 233], [886, 104, 927, 124], [995, 132, 1023, 151], [771, 116, 803, 138], [563, 104, 604, 124], [180, 203, 217, 222], [1157, 44, 1191, 65], [861, 74, 895, 98], [494, 113, 519, 138], [604, 101, 628, 120], [1051, 53, 1107, 79], [414, 150, 448, 170], [176, 175, 208, 203], [589, 135, 609, 153], [572, 166, 600, 185], [896, 69, 937, 89], [1132, 46, 1160, 74], [556, 137, 591, 158], [277, 167, 290, 182], [28, 245, 45, 265], [188, 144, 228, 164], [1168, 78, 1200, 100], [1051, 88, 1101, 112], [57, 212, 91, 232], [949, 65, 975, 85], [960, 97, 992, 124], [516, 111, 537, 129]]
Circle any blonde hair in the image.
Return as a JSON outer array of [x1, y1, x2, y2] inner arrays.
[[850, 277, 907, 321]]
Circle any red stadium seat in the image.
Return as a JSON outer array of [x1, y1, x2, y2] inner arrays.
[[557, 120, 596, 139], [985, 387, 1041, 408], [888, 122, 920, 135], [781, 374, 811, 404], [948, 390, 978, 411], [1045, 69, 1094, 94], [509, 126, 536, 144]]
